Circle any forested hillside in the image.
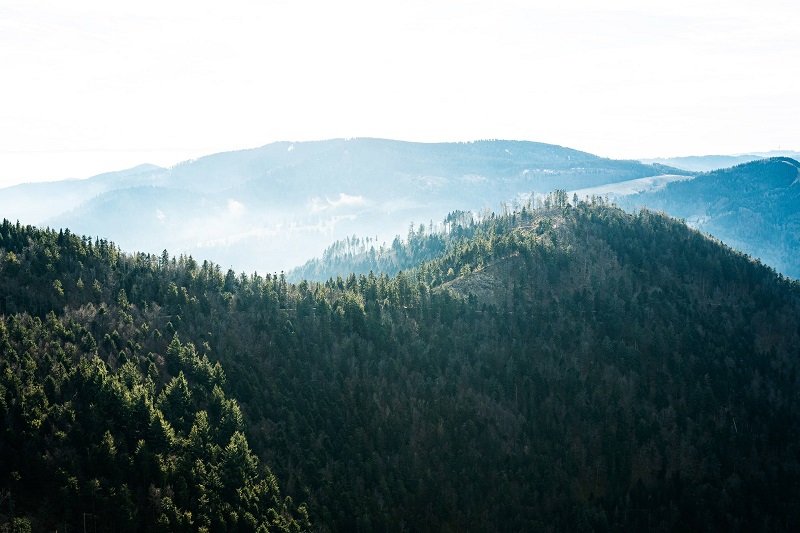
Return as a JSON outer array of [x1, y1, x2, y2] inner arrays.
[[623, 157, 800, 278], [0, 224, 309, 531], [287, 210, 472, 282], [2, 195, 800, 531]]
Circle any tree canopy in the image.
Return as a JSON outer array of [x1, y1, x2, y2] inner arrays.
[[2, 194, 800, 531]]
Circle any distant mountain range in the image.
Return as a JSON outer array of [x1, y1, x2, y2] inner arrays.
[[640, 151, 800, 172], [0, 139, 683, 273], [1, 139, 797, 278]]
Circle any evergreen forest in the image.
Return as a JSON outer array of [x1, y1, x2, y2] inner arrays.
[[2, 194, 800, 531]]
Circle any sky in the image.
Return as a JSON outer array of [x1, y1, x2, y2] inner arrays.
[[1, 0, 798, 187]]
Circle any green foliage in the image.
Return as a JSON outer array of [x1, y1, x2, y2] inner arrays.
[[2, 199, 800, 531], [0, 221, 308, 530]]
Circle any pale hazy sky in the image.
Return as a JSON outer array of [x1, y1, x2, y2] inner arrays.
[[1, 0, 798, 187]]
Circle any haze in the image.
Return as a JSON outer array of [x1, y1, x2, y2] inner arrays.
[[1, 0, 798, 187]]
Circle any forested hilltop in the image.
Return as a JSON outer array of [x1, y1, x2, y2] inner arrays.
[[2, 195, 800, 531], [290, 158, 800, 283]]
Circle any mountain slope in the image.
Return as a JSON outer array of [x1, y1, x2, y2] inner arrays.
[[0, 164, 167, 225], [622, 157, 800, 278], [3, 198, 800, 530], [0, 222, 310, 531], [193, 201, 800, 530]]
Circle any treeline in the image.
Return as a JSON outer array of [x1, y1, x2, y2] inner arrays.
[[287, 217, 456, 282], [288, 199, 563, 283], [2, 195, 800, 531]]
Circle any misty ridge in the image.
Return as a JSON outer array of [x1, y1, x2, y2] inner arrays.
[[1, 138, 797, 280]]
